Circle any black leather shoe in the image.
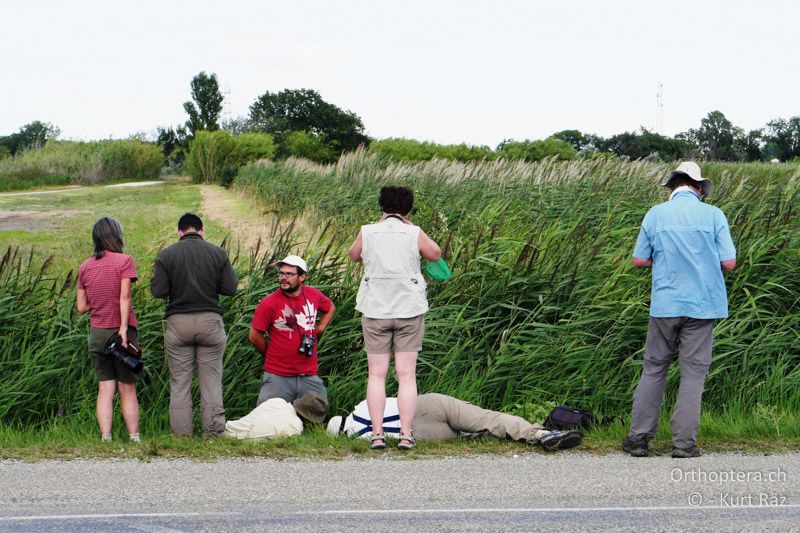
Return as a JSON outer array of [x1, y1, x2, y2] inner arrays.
[[539, 430, 583, 451], [622, 436, 649, 457], [672, 446, 703, 458]]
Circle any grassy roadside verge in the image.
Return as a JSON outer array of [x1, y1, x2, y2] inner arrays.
[[2, 411, 798, 461]]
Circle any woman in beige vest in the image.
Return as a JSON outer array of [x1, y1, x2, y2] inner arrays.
[[348, 186, 441, 450]]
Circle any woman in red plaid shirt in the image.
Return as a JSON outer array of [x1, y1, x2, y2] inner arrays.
[[77, 217, 141, 443]]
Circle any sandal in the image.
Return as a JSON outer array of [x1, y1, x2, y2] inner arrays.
[[397, 432, 415, 450], [369, 432, 386, 450]]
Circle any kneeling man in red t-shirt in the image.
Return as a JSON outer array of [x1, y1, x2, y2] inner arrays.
[[248, 255, 335, 419]]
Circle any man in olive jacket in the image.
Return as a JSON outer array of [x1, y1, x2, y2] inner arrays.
[[151, 213, 239, 437]]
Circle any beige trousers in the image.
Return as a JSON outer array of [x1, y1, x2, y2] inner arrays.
[[413, 393, 545, 443], [165, 312, 227, 437]]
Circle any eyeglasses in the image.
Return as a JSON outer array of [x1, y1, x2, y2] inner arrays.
[[278, 271, 299, 278]]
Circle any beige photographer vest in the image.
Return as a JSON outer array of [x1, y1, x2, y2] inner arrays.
[[355, 217, 428, 319]]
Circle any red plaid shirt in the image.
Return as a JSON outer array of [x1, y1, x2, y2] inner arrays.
[[78, 252, 138, 328]]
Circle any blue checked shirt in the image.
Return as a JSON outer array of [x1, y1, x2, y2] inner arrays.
[[633, 190, 736, 319]]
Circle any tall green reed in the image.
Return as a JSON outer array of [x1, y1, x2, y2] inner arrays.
[[1, 153, 797, 434], [0, 139, 164, 191], [236, 151, 800, 418]]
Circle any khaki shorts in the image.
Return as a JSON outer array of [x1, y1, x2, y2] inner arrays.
[[89, 326, 142, 383], [361, 315, 424, 354]]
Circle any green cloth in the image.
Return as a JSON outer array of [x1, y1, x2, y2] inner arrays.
[[425, 258, 452, 280]]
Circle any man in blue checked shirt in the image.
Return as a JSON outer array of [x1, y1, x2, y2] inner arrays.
[[622, 162, 737, 459]]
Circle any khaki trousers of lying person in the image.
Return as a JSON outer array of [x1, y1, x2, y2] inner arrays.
[[165, 312, 227, 437], [412, 393, 546, 443]]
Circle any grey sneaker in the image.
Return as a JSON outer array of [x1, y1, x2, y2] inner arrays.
[[622, 436, 649, 457], [672, 446, 703, 458]]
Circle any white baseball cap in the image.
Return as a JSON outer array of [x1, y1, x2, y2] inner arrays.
[[277, 255, 308, 273], [662, 161, 713, 197]]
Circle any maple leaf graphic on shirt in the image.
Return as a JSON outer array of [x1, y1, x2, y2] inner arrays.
[[272, 302, 316, 337], [273, 304, 297, 337], [297, 301, 317, 332]]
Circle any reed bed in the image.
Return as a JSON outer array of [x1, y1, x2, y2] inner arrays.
[[0, 140, 164, 191], [236, 151, 800, 420], [0, 152, 797, 438]]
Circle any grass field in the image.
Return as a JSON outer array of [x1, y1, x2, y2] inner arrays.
[[0, 181, 216, 273], [1, 155, 798, 459]]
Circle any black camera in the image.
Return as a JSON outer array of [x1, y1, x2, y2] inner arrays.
[[298, 333, 316, 357], [104, 334, 144, 373]]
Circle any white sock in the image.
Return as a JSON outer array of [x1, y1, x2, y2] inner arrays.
[[101, 434, 112, 442], [129, 433, 140, 443]]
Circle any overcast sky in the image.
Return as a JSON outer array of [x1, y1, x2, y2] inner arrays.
[[2, 0, 797, 147]]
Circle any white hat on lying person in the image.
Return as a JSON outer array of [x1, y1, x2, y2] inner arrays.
[[225, 398, 303, 440]]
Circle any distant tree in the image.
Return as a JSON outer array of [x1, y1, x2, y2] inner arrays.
[[368, 138, 494, 163], [282, 131, 337, 163], [600, 129, 692, 161], [156, 125, 188, 166], [734, 129, 764, 162], [221, 116, 252, 136], [248, 88, 369, 157], [763, 117, 800, 162], [550, 129, 603, 152], [0, 135, 14, 156], [0, 121, 60, 155], [0, 145, 10, 160], [690, 110, 743, 161], [186, 130, 275, 186], [496, 138, 577, 161], [183, 71, 224, 136]]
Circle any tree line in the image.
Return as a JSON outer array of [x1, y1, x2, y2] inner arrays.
[[3, 71, 799, 169]]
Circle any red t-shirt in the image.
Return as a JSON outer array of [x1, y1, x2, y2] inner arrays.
[[250, 286, 333, 376], [77, 252, 139, 329]]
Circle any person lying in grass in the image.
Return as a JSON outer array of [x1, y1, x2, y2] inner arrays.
[[224, 392, 327, 440], [327, 393, 583, 452]]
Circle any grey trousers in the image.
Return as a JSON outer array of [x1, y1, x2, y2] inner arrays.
[[165, 312, 227, 437], [628, 317, 714, 449], [257, 372, 328, 406], [413, 393, 546, 443]]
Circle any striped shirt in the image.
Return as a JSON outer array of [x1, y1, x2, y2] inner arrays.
[[341, 398, 401, 439], [78, 251, 138, 328]]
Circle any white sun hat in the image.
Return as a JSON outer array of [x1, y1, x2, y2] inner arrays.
[[662, 161, 713, 197]]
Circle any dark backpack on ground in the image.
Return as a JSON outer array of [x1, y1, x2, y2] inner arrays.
[[544, 405, 596, 431]]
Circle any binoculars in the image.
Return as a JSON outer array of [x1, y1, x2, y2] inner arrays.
[[298, 333, 316, 357]]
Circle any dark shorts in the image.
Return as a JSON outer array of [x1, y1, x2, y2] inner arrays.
[[89, 326, 141, 383], [361, 315, 425, 353]]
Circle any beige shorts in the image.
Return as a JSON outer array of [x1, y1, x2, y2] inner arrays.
[[361, 315, 425, 354]]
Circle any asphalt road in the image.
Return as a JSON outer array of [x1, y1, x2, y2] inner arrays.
[[1, 452, 798, 532]]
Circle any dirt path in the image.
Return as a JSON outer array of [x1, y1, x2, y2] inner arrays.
[[199, 185, 315, 258], [198, 185, 277, 254]]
